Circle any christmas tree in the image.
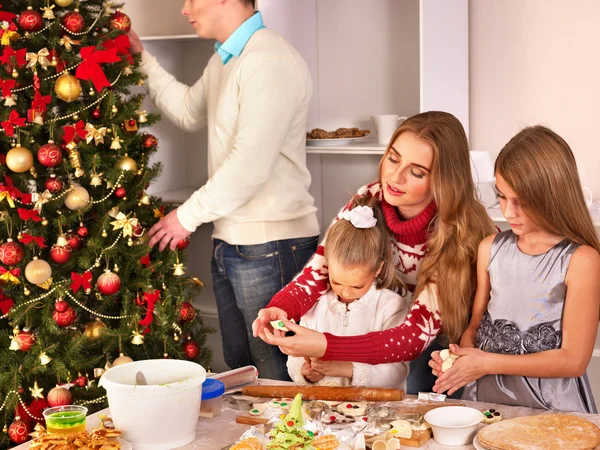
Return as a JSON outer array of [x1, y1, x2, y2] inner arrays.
[[0, 1, 211, 446]]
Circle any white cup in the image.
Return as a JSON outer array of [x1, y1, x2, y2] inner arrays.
[[582, 187, 593, 208], [371, 115, 408, 145]]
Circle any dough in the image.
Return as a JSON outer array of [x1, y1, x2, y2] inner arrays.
[[439, 348, 460, 372], [389, 419, 413, 439]]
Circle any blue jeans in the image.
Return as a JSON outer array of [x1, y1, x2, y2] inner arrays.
[[211, 236, 319, 381]]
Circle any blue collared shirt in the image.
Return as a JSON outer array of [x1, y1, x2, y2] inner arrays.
[[214, 12, 265, 65]]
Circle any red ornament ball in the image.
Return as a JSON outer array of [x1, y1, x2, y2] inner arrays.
[[183, 340, 200, 360], [37, 142, 63, 167], [50, 244, 72, 264], [16, 329, 35, 351], [0, 240, 24, 266], [28, 398, 47, 424], [54, 299, 68, 313], [18, 8, 43, 32], [52, 304, 76, 327], [47, 387, 72, 408], [8, 419, 28, 444], [179, 302, 196, 323], [67, 233, 82, 250], [92, 108, 101, 119], [77, 226, 89, 238], [177, 237, 190, 250], [132, 224, 144, 240], [45, 175, 63, 194], [97, 270, 121, 295], [62, 11, 85, 33], [109, 10, 132, 32], [114, 187, 126, 199], [74, 374, 88, 388], [143, 134, 158, 149]]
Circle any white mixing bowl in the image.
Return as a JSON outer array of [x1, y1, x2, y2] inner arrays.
[[424, 406, 484, 446], [100, 359, 206, 450]]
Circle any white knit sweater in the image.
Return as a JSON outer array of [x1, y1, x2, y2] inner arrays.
[[287, 284, 410, 390], [140, 28, 319, 245]]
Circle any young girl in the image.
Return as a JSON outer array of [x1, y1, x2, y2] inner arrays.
[[287, 197, 410, 389], [430, 126, 600, 413]]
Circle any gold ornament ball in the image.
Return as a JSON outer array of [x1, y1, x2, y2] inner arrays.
[[64, 186, 90, 211], [55, 73, 82, 103], [6, 146, 34, 173], [25, 257, 52, 285], [116, 155, 138, 172], [84, 320, 107, 340], [55, 0, 74, 6], [112, 354, 133, 366]]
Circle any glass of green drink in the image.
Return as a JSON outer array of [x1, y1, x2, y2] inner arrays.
[[43, 405, 88, 435]]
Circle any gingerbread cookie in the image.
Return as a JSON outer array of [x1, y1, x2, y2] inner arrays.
[[482, 409, 502, 424]]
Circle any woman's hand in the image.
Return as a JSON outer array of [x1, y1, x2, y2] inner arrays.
[[252, 307, 287, 339], [429, 350, 443, 377], [301, 359, 325, 383], [262, 320, 327, 358], [128, 29, 144, 54], [310, 359, 353, 378], [432, 344, 490, 396]]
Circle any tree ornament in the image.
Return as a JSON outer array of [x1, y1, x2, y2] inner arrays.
[[143, 134, 158, 149], [109, 9, 132, 32], [0, 239, 24, 266], [84, 319, 106, 339], [66, 232, 82, 250], [50, 242, 72, 264], [88, 87, 95, 96], [114, 186, 126, 199], [121, 119, 138, 134], [37, 141, 63, 167], [39, 351, 52, 365], [61, 10, 85, 33], [47, 387, 72, 407], [64, 185, 89, 211], [90, 172, 103, 186], [177, 237, 191, 251], [54, 298, 68, 313], [116, 154, 138, 172], [183, 340, 200, 360], [179, 302, 196, 323], [24, 287, 31, 296], [12, 68, 19, 78], [113, 263, 119, 273], [16, 328, 35, 351], [110, 135, 123, 150], [25, 257, 52, 285], [54, 73, 82, 102], [113, 353, 133, 366], [74, 372, 88, 387], [97, 269, 121, 295], [41, 219, 49, 226], [54, 0, 74, 6], [29, 380, 44, 399], [111, 105, 118, 114], [45, 174, 63, 193], [8, 418, 28, 444], [52, 302, 76, 327], [138, 192, 151, 206], [6, 146, 34, 173], [131, 331, 144, 345], [101, 229, 108, 238], [77, 225, 89, 238], [138, 110, 148, 123], [173, 262, 185, 276], [18, 7, 44, 32], [67, 147, 84, 177], [92, 108, 101, 119]]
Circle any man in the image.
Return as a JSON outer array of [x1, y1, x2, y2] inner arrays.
[[129, 0, 320, 380]]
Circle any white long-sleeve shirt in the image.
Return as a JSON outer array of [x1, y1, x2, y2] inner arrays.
[[287, 284, 410, 389], [140, 28, 319, 245]]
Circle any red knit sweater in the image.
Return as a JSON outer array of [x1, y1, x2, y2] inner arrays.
[[268, 182, 442, 364]]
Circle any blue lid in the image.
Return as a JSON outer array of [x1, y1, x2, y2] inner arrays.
[[202, 378, 225, 400]]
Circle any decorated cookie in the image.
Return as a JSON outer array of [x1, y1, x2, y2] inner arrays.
[[481, 409, 502, 424], [337, 402, 368, 417], [388, 420, 413, 439], [248, 403, 268, 416], [440, 348, 460, 372], [268, 397, 294, 410], [321, 411, 355, 425], [270, 318, 296, 332]]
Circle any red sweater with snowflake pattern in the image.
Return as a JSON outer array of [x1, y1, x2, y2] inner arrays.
[[268, 182, 442, 365]]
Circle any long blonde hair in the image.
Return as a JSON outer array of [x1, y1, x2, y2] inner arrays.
[[495, 125, 600, 253], [325, 196, 406, 293], [379, 111, 496, 343]]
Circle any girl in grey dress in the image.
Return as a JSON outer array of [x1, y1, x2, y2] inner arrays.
[[429, 125, 600, 413]]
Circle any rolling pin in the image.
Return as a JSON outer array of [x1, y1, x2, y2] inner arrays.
[[241, 385, 404, 402]]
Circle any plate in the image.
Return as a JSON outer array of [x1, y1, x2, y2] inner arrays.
[[306, 136, 370, 146], [118, 438, 133, 450], [472, 435, 485, 450]]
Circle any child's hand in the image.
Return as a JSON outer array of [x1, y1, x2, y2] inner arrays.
[[429, 350, 443, 377], [301, 360, 325, 383], [310, 359, 353, 378], [459, 327, 477, 348], [432, 344, 489, 396]]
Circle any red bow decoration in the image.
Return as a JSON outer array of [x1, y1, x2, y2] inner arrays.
[[32, 91, 51, 113], [140, 254, 151, 267], [1, 176, 22, 199], [0, 78, 15, 98], [19, 233, 47, 248], [102, 36, 133, 65], [18, 208, 42, 222], [76, 46, 120, 92], [62, 120, 87, 144], [0, 288, 14, 315], [0, 266, 20, 284], [70, 271, 92, 293], [1, 110, 26, 136], [48, 49, 65, 73], [139, 289, 161, 328], [0, 47, 26, 68], [0, 9, 17, 23]]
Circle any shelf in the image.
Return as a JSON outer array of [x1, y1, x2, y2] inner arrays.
[[306, 139, 386, 155], [487, 207, 600, 228], [140, 34, 200, 42]]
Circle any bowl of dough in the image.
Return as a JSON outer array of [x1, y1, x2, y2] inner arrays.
[[424, 406, 484, 446]]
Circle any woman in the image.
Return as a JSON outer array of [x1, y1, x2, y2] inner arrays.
[[252, 111, 496, 392]]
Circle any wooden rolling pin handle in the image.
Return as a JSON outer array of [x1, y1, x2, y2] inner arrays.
[[235, 415, 270, 426], [241, 385, 405, 402]]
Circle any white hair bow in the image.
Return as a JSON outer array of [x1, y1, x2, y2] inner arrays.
[[340, 205, 377, 229]]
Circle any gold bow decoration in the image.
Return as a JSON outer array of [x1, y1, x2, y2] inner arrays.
[[59, 35, 81, 52], [26, 48, 51, 71], [41, 4, 56, 19], [0, 192, 15, 208], [85, 123, 108, 146], [32, 190, 53, 213], [110, 212, 139, 237], [0, 24, 19, 46], [0, 268, 20, 284]]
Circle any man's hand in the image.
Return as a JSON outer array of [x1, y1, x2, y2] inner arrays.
[[128, 29, 144, 55], [147, 209, 191, 252]]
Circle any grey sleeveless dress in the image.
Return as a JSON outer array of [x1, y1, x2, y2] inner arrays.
[[462, 230, 597, 413]]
